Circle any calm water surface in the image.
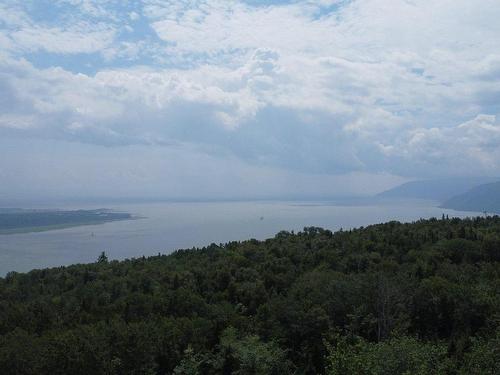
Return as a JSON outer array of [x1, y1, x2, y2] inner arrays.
[[0, 201, 481, 275]]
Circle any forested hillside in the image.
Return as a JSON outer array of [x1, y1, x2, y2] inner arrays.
[[375, 177, 496, 201], [1, 217, 499, 374], [441, 181, 500, 214]]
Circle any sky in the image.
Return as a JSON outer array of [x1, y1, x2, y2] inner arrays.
[[1, 0, 500, 201]]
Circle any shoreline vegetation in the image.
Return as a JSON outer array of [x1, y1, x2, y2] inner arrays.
[[0, 209, 134, 235], [0, 216, 499, 374]]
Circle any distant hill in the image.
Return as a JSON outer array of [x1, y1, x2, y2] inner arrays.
[[441, 181, 500, 213], [376, 177, 497, 202]]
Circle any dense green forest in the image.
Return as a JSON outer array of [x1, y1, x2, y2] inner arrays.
[[1, 216, 499, 374]]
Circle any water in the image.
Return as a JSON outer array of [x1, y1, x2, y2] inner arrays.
[[0, 200, 481, 276]]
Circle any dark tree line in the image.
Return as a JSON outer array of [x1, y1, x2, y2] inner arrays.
[[0, 216, 499, 374]]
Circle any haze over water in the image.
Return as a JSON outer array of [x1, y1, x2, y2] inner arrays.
[[0, 200, 481, 276]]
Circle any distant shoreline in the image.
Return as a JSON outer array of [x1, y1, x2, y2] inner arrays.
[[0, 209, 135, 235]]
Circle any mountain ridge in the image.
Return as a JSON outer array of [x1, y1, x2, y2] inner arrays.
[[376, 177, 497, 202], [441, 181, 500, 213]]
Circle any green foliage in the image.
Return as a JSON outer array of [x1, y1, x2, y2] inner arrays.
[[0, 216, 499, 374], [173, 346, 205, 375], [215, 327, 294, 374], [459, 329, 500, 375], [97, 251, 108, 263], [326, 335, 454, 375]]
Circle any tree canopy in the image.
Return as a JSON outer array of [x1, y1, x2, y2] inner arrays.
[[1, 216, 499, 374]]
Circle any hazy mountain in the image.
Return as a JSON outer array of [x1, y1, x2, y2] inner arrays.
[[376, 177, 497, 202], [441, 181, 500, 213]]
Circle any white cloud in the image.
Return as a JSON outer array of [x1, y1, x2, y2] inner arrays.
[[0, 2, 118, 56], [10, 23, 116, 54], [0, 114, 35, 129], [129, 11, 140, 21], [378, 115, 500, 176], [149, 1, 332, 56], [1, 0, 500, 183]]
